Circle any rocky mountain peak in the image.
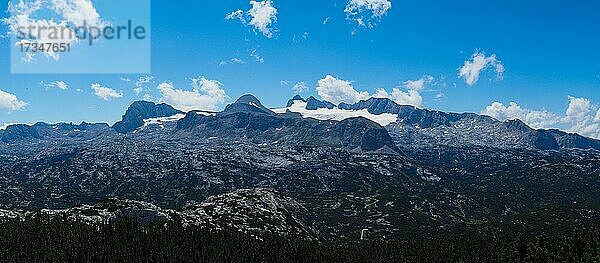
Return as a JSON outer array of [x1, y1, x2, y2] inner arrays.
[[113, 101, 183, 133], [222, 94, 275, 115], [1, 124, 40, 143]]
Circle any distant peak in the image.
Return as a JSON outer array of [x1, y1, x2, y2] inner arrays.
[[305, 96, 335, 110], [234, 94, 262, 105], [1, 124, 40, 143], [125, 101, 181, 114], [366, 97, 396, 103], [286, 95, 306, 107], [338, 97, 407, 115], [505, 119, 532, 132], [113, 101, 183, 133], [130, 100, 155, 107], [222, 94, 274, 115]]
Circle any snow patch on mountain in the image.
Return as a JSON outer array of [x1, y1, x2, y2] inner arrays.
[[143, 114, 187, 127], [273, 101, 398, 126], [196, 111, 216, 116], [249, 101, 260, 108]]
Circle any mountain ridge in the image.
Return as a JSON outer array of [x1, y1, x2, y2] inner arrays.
[[2, 94, 599, 152], [282, 95, 600, 151]]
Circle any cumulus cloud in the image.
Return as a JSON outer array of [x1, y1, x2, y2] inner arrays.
[[372, 88, 422, 108], [563, 96, 600, 139], [344, 0, 392, 27], [50, 0, 106, 29], [390, 89, 423, 108], [91, 83, 122, 101], [226, 0, 277, 38], [482, 96, 600, 139], [4, 0, 108, 60], [481, 102, 560, 129], [316, 75, 370, 105], [0, 89, 28, 111], [43, 80, 69, 90], [459, 51, 505, 86], [157, 77, 229, 112], [403, 75, 433, 91], [316, 75, 429, 108], [565, 96, 591, 119]]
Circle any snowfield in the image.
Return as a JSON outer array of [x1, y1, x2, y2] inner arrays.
[[272, 101, 398, 126]]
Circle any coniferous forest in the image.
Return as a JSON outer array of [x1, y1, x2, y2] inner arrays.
[[0, 216, 599, 263]]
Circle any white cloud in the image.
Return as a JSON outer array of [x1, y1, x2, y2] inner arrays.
[[226, 0, 278, 38], [250, 49, 265, 63], [232, 58, 245, 64], [481, 102, 560, 129], [344, 0, 392, 27], [134, 75, 154, 95], [316, 75, 427, 108], [372, 88, 389, 98], [91, 83, 122, 101], [43, 80, 69, 90], [219, 58, 245, 66], [225, 10, 244, 20], [157, 76, 229, 112], [569, 121, 600, 140], [142, 94, 154, 102], [22, 52, 35, 63], [459, 51, 505, 86], [292, 82, 309, 93], [390, 88, 423, 108], [0, 89, 28, 111], [4, 0, 108, 60], [482, 96, 600, 139], [316, 75, 370, 105], [563, 96, 600, 139], [403, 75, 433, 91], [372, 87, 423, 108], [50, 0, 106, 29], [565, 96, 590, 119]]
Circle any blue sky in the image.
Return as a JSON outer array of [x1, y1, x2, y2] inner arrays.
[[1, 0, 600, 137]]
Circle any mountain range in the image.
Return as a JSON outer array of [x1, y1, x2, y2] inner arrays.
[[1, 94, 599, 240], [3, 94, 599, 151]]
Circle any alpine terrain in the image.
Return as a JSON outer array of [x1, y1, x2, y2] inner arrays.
[[1, 94, 599, 241]]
